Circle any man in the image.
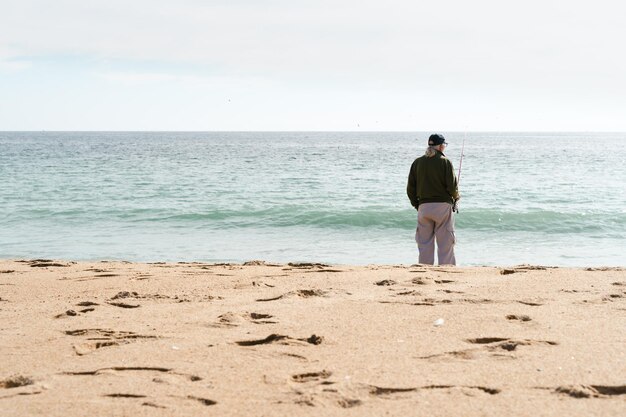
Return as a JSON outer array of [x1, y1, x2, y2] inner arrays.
[[406, 134, 460, 265]]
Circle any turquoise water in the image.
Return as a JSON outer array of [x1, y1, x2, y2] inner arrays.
[[1, 131, 625, 266]]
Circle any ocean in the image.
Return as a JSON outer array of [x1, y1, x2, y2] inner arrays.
[[1, 131, 625, 266]]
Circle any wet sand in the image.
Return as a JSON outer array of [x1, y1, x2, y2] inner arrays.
[[1, 260, 625, 416]]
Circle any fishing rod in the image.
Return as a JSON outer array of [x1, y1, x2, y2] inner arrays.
[[453, 131, 466, 213]]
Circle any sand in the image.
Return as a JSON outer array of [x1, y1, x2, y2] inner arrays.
[[0, 259, 624, 416]]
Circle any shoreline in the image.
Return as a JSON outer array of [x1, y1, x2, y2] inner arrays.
[[2, 258, 625, 270], [1, 259, 625, 416]]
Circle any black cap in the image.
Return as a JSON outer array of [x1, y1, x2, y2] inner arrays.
[[428, 134, 447, 146]]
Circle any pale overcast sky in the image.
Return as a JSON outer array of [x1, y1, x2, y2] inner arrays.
[[1, 0, 625, 131]]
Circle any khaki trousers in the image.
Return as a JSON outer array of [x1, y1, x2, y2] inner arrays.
[[415, 202, 456, 265]]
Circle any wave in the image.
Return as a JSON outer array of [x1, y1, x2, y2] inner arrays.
[[149, 207, 416, 229], [455, 209, 625, 234], [5, 206, 626, 235]]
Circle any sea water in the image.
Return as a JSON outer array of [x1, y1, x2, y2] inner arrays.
[[1, 131, 625, 266]]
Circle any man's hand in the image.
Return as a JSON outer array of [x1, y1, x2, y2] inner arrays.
[[452, 198, 460, 213]]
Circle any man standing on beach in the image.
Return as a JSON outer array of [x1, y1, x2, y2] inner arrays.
[[406, 134, 460, 265]]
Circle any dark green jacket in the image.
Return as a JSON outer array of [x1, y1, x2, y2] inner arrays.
[[407, 150, 459, 209]]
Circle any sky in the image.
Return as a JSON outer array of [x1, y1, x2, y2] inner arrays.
[[1, 0, 625, 131]]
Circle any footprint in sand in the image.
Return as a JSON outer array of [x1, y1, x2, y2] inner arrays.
[[211, 312, 276, 327], [550, 384, 626, 398], [287, 372, 503, 409], [292, 370, 333, 383], [187, 396, 217, 406], [235, 334, 323, 346], [421, 385, 501, 395], [394, 290, 422, 296], [465, 337, 557, 352], [368, 384, 500, 397], [288, 378, 361, 408], [54, 309, 79, 318], [465, 337, 510, 344], [295, 289, 327, 297], [286, 262, 330, 269], [0, 375, 34, 389], [24, 260, 74, 268], [77, 301, 99, 306], [293, 392, 361, 408], [256, 289, 328, 302], [107, 301, 141, 309], [65, 328, 158, 355], [586, 267, 625, 272], [142, 402, 167, 409], [132, 274, 153, 281], [63, 366, 202, 383], [84, 268, 110, 273], [104, 393, 147, 398], [381, 297, 492, 307], [368, 386, 417, 396], [516, 300, 544, 306], [506, 314, 532, 322], [55, 301, 101, 318], [418, 337, 557, 360], [602, 293, 625, 301], [64, 367, 204, 407], [439, 289, 465, 294], [514, 265, 550, 271], [303, 268, 344, 273], [281, 263, 344, 273]]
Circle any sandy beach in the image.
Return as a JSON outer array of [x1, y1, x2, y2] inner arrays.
[[0, 259, 624, 416]]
